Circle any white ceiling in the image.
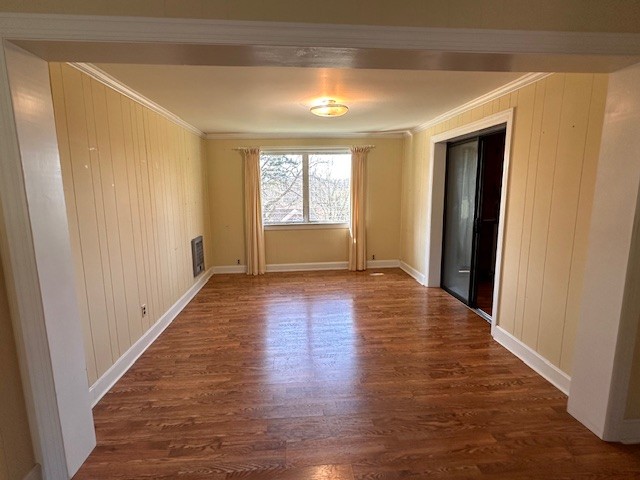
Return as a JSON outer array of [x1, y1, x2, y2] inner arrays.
[[96, 64, 523, 135]]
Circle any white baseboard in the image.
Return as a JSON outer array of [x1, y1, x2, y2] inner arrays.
[[213, 264, 246, 274], [620, 419, 640, 444], [214, 260, 401, 274], [23, 464, 41, 480], [492, 326, 571, 395], [367, 259, 400, 268], [399, 260, 426, 285], [89, 268, 213, 406], [267, 261, 348, 272]]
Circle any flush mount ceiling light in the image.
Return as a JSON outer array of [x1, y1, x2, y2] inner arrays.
[[309, 99, 349, 117]]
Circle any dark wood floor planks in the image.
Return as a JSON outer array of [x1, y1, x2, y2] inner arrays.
[[74, 269, 640, 479]]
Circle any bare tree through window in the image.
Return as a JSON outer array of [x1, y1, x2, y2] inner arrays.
[[260, 152, 350, 225], [309, 154, 350, 223]]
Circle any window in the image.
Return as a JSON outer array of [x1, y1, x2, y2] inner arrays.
[[260, 151, 351, 226]]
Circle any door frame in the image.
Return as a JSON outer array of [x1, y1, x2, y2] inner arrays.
[[424, 109, 513, 333]]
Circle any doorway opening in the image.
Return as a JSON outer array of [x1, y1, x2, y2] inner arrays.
[[441, 127, 506, 319]]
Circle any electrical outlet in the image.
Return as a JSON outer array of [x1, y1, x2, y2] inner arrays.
[[141, 304, 147, 317], [237, 259, 240, 265], [372, 254, 376, 260]]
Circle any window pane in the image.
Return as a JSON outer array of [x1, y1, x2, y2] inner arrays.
[[260, 154, 304, 224], [308, 154, 351, 223]]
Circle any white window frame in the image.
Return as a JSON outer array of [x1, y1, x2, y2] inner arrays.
[[260, 147, 351, 230]]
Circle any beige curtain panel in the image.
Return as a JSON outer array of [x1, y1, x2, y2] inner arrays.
[[349, 146, 373, 271], [240, 147, 266, 275]]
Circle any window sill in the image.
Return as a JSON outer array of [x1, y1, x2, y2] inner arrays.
[[264, 223, 349, 231]]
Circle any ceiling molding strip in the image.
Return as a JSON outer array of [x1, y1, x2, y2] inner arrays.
[[68, 63, 204, 138], [412, 72, 552, 134], [205, 131, 409, 140], [2, 13, 640, 56]]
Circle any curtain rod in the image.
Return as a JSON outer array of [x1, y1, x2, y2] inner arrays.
[[233, 145, 375, 151]]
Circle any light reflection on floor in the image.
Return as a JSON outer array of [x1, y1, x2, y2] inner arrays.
[[263, 296, 357, 388]]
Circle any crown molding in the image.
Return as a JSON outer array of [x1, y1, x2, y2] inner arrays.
[[412, 72, 552, 133], [68, 63, 204, 138], [2, 13, 640, 56], [205, 131, 409, 140]]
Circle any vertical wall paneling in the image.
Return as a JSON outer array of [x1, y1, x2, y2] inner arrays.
[[400, 73, 608, 376], [51, 63, 209, 384], [560, 75, 609, 373], [117, 97, 149, 336], [48, 64, 99, 384], [513, 80, 546, 340], [81, 74, 120, 366], [537, 74, 594, 365], [136, 104, 156, 331], [92, 81, 132, 357], [520, 74, 566, 349], [497, 83, 535, 334]]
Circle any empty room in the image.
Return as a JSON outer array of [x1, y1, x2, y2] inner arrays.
[[1, 2, 640, 479]]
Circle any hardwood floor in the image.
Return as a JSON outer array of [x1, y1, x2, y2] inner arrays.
[[74, 269, 640, 479]]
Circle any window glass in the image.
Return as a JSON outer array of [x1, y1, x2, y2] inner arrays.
[[308, 154, 351, 223], [260, 152, 351, 225], [260, 154, 304, 224]]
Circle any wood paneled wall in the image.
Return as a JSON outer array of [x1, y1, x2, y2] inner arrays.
[[400, 73, 608, 375], [50, 63, 211, 385]]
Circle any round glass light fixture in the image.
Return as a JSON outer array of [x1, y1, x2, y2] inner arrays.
[[310, 99, 349, 117]]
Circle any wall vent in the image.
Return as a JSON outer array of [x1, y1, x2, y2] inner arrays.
[[191, 236, 204, 277]]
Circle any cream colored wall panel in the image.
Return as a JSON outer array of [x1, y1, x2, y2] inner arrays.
[[413, 132, 429, 271], [82, 74, 122, 367], [159, 119, 179, 300], [51, 63, 210, 387], [91, 81, 133, 356], [49, 64, 98, 384], [135, 104, 161, 324], [144, 110, 170, 313], [462, 110, 473, 125], [176, 130, 191, 294], [520, 74, 565, 349], [105, 88, 144, 344], [60, 66, 115, 376], [561, 75, 609, 373], [400, 131, 427, 271], [537, 74, 594, 365], [399, 134, 413, 264], [496, 82, 536, 334], [158, 119, 176, 301], [513, 81, 546, 340], [471, 105, 485, 122], [491, 98, 500, 114], [177, 135, 191, 290], [500, 94, 512, 111], [482, 102, 494, 118], [120, 99, 150, 333]]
